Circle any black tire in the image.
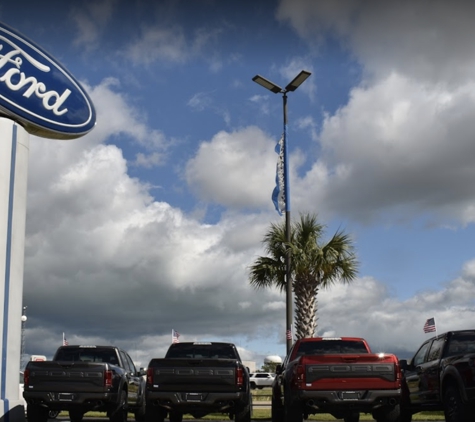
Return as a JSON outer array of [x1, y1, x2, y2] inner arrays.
[[169, 410, 183, 422], [344, 411, 360, 422], [69, 409, 84, 422], [27, 405, 49, 422], [235, 404, 251, 422], [284, 403, 303, 422], [145, 405, 166, 422], [109, 389, 128, 422], [48, 410, 60, 419], [250, 382, 256, 389], [271, 396, 284, 422], [134, 398, 146, 422], [373, 404, 403, 422], [444, 384, 471, 422]]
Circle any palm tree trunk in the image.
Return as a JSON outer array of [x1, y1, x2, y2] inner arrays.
[[293, 281, 318, 339]]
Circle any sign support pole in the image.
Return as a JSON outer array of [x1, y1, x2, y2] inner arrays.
[[0, 118, 29, 420]]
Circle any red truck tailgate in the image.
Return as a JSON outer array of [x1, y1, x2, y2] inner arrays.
[[301, 354, 399, 388]]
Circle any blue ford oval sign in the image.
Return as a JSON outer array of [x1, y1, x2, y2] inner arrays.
[[0, 23, 95, 139]]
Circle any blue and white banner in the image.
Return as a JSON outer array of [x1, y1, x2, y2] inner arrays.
[[272, 135, 285, 215]]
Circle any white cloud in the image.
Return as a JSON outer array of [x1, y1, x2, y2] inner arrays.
[[291, 72, 475, 224], [185, 126, 278, 210], [126, 26, 189, 65]]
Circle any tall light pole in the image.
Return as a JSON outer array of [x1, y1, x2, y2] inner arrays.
[[252, 70, 311, 353], [21, 306, 27, 369]]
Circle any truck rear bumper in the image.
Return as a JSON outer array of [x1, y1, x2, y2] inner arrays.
[[296, 388, 402, 412], [146, 390, 249, 413], [24, 391, 117, 411]]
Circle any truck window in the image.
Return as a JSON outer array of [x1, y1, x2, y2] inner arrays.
[[166, 344, 237, 359], [120, 351, 132, 372], [295, 340, 369, 356], [55, 348, 118, 363], [446, 332, 475, 356], [427, 337, 445, 362], [124, 352, 137, 373], [412, 341, 432, 366]]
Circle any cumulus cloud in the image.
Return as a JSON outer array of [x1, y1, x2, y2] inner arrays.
[[272, 0, 475, 227], [185, 126, 278, 210]]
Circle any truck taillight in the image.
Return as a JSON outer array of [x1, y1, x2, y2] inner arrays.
[[236, 367, 244, 387], [295, 365, 305, 388], [104, 370, 112, 388], [395, 361, 402, 382], [24, 369, 30, 387], [147, 367, 154, 385]]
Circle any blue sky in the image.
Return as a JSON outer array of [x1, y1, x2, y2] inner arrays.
[[3, 0, 475, 368]]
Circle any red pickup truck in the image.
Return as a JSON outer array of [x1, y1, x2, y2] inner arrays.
[[271, 337, 404, 422]]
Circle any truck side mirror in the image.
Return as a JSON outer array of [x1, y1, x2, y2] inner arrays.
[[275, 364, 283, 375]]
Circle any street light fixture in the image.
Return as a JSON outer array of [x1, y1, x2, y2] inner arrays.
[[252, 70, 311, 353]]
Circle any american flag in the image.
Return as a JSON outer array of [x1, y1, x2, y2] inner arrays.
[[286, 329, 293, 341], [423, 317, 436, 333], [172, 329, 180, 344], [62, 332, 69, 346]]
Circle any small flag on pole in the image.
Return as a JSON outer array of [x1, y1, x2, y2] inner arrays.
[[272, 135, 285, 215], [62, 332, 68, 346], [172, 329, 180, 344], [423, 317, 436, 333], [286, 328, 293, 341]]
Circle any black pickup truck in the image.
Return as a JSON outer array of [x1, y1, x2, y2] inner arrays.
[[23, 345, 146, 422], [400, 329, 475, 422], [145, 342, 252, 422]]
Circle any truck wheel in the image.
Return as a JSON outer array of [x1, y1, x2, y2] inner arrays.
[[444, 385, 471, 422], [69, 409, 84, 422], [271, 396, 284, 422], [145, 405, 166, 422], [235, 404, 251, 422], [284, 403, 303, 422], [109, 389, 128, 422], [372, 405, 403, 422], [344, 411, 360, 422], [169, 410, 183, 422], [134, 398, 146, 422], [27, 405, 49, 422], [48, 410, 60, 419]]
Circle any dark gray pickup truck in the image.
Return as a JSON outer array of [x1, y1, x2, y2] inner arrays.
[[145, 342, 252, 422], [400, 329, 475, 422], [23, 345, 146, 422]]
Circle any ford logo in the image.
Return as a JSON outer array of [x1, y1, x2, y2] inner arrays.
[[0, 22, 95, 139]]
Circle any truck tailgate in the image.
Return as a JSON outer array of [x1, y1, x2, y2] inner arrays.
[[150, 358, 239, 392], [26, 362, 108, 393], [303, 354, 399, 388]]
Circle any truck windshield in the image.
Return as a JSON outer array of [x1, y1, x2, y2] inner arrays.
[[296, 340, 369, 356], [447, 332, 475, 355], [55, 348, 119, 364], [166, 345, 237, 359]]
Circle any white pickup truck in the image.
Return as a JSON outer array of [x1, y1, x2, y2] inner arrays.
[[249, 372, 275, 389]]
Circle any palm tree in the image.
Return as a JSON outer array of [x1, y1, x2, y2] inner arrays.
[[249, 213, 358, 339]]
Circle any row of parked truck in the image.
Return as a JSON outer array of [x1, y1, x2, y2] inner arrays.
[[22, 329, 475, 422]]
